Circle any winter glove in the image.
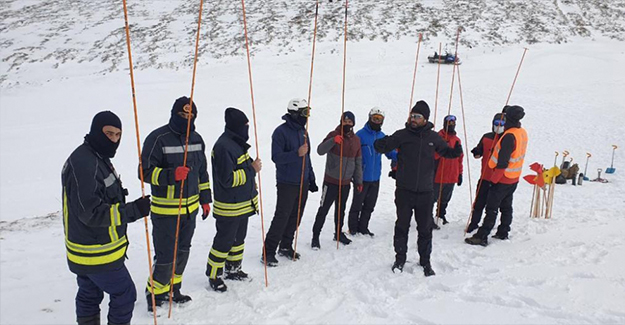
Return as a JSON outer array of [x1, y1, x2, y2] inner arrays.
[[356, 184, 364, 193], [452, 142, 463, 157], [491, 168, 505, 184], [309, 180, 319, 193], [333, 135, 343, 145], [457, 174, 463, 186], [174, 166, 190, 181], [132, 195, 151, 220], [201, 203, 211, 220]]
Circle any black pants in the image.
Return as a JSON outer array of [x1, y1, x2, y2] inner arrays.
[[348, 181, 380, 233], [265, 182, 309, 255], [432, 183, 455, 219], [312, 182, 350, 236], [476, 182, 518, 239], [394, 189, 433, 266], [468, 179, 492, 228], [148, 213, 196, 298], [206, 215, 249, 279], [76, 265, 136, 325]]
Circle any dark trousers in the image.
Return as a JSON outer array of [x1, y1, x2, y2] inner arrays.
[[76, 265, 136, 325], [206, 215, 249, 279], [312, 182, 350, 236], [149, 214, 196, 298], [348, 181, 380, 233], [468, 179, 492, 228], [394, 189, 433, 266], [476, 182, 518, 239], [432, 183, 455, 219], [265, 182, 309, 255]]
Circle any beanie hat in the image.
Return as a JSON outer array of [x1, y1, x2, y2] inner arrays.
[[343, 111, 355, 125], [411, 100, 430, 120], [503, 105, 525, 124], [171, 96, 198, 116], [86, 111, 122, 158]]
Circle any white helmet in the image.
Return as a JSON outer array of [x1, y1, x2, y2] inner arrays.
[[369, 107, 385, 118], [287, 98, 308, 112]]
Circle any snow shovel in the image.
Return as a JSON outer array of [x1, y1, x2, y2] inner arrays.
[[583, 152, 591, 181], [605, 145, 617, 174]]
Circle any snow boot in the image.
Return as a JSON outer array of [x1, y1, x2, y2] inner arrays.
[[172, 288, 192, 304], [423, 264, 436, 277], [442, 217, 449, 225], [465, 235, 488, 246], [311, 235, 321, 250], [349, 229, 358, 236], [360, 229, 375, 237], [492, 233, 509, 240], [209, 277, 227, 292], [391, 260, 405, 273], [278, 247, 301, 261], [261, 253, 279, 267], [146, 292, 167, 313], [77, 314, 100, 325], [333, 232, 352, 245], [433, 223, 441, 230], [224, 261, 249, 281], [466, 223, 479, 233]]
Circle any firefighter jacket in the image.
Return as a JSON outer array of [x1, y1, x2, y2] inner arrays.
[[62, 142, 143, 275], [488, 125, 528, 183], [140, 125, 212, 217], [211, 129, 259, 218]]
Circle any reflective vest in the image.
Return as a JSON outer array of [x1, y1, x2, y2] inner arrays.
[[488, 127, 528, 179]]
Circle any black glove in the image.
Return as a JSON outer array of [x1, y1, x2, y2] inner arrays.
[[453, 142, 463, 157], [388, 169, 397, 179], [132, 196, 151, 220], [309, 180, 319, 193], [457, 174, 463, 186]]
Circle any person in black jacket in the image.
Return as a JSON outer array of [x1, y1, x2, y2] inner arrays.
[[374, 100, 463, 277], [262, 99, 317, 266], [140, 97, 212, 310], [206, 107, 261, 292], [62, 111, 151, 325]]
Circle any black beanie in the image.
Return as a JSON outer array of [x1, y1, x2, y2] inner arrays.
[[86, 111, 122, 158], [169, 96, 198, 134], [492, 113, 505, 123], [343, 111, 355, 125], [411, 100, 430, 120], [503, 105, 525, 124], [172, 96, 198, 116]]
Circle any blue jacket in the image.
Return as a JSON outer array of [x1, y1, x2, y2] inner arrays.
[[357, 122, 397, 182], [272, 114, 316, 186]]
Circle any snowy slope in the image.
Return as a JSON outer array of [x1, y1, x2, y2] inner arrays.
[[2, 1, 625, 324]]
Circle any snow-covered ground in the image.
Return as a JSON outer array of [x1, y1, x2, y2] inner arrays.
[[2, 1, 625, 323]]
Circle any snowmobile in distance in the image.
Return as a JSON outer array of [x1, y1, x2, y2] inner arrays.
[[428, 51, 461, 65]]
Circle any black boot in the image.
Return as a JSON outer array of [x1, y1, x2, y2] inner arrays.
[[465, 235, 488, 246], [466, 223, 479, 233], [433, 223, 441, 230], [209, 277, 227, 292], [333, 232, 352, 245], [391, 260, 404, 273], [311, 235, 321, 250], [77, 314, 100, 325], [360, 229, 375, 237], [225, 261, 249, 281], [442, 217, 449, 225], [423, 264, 436, 277], [173, 288, 192, 304], [492, 233, 509, 240], [278, 247, 301, 261], [261, 253, 279, 267], [146, 293, 166, 313]]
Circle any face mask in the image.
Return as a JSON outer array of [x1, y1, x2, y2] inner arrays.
[[170, 114, 196, 134], [87, 132, 120, 158], [342, 124, 353, 134], [494, 125, 505, 134], [446, 125, 456, 134], [368, 120, 382, 131]]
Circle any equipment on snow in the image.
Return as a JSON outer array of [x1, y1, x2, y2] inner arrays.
[[583, 152, 591, 181], [578, 173, 584, 186], [428, 51, 461, 65], [591, 168, 609, 183], [606, 145, 617, 174]]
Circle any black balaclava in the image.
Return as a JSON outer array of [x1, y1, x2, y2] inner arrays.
[[225, 107, 250, 142], [342, 111, 355, 134], [86, 111, 122, 158], [289, 111, 308, 127], [443, 115, 456, 134], [169, 96, 198, 134], [368, 120, 382, 132]]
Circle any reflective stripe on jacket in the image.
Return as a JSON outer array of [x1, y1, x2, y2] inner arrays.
[[61, 142, 141, 275], [488, 127, 528, 180]]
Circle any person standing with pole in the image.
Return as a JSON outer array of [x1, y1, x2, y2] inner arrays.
[[374, 101, 463, 276], [62, 111, 151, 325]]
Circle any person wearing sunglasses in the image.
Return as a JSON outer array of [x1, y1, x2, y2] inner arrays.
[[466, 112, 505, 233], [374, 100, 463, 276], [312, 111, 363, 248], [466, 105, 528, 246], [262, 98, 318, 267], [347, 107, 397, 237], [432, 114, 464, 228], [139, 96, 211, 309]]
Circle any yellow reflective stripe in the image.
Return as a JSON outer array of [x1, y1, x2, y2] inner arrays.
[[146, 279, 169, 295], [237, 153, 250, 165], [173, 274, 183, 285], [232, 170, 239, 187], [210, 248, 229, 258], [63, 189, 69, 237], [150, 202, 200, 215], [66, 236, 127, 254], [213, 206, 256, 217], [208, 259, 225, 268], [152, 194, 200, 206], [232, 169, 246, 187], [240, 170, 246, 186], [226, 254, 243, 262], [108, 203, 120, 242], [151, 167, 163, 186], [66, 246, 126, 266], [167, 185, 175, 199], [230, 244, 245, 253], [213, 197, 258, 210], [199, 182, 210, 191]]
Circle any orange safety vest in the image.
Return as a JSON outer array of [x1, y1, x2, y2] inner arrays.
[[488, 127, 528, 179]]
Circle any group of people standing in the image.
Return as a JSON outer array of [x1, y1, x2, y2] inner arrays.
[[61, 96, 527, 324]]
